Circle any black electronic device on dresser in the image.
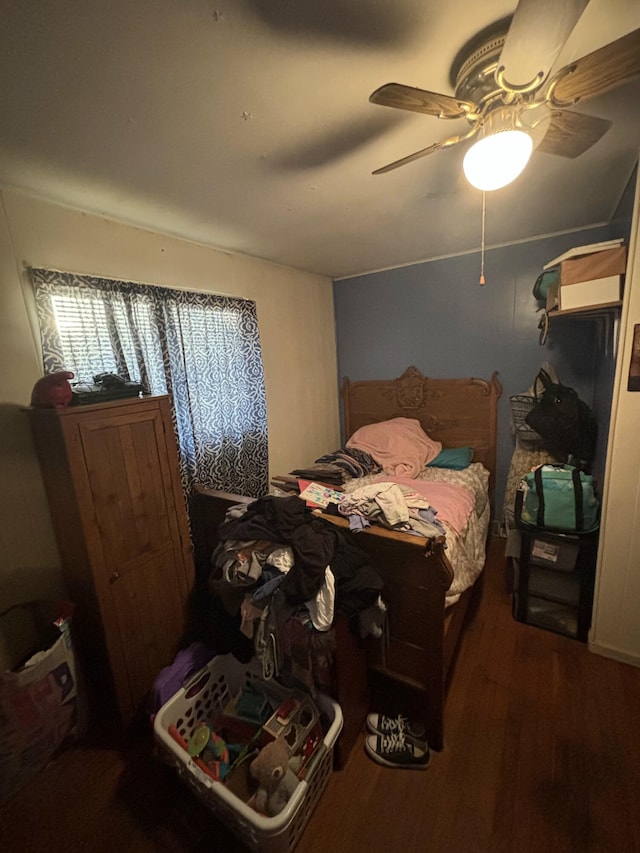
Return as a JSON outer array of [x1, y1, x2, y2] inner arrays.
[[71, 372, 144, 404], [512, 519, 598, 642]]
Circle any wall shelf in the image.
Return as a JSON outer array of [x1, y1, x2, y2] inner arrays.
[[547, 301, 622, 319], [541, 301, 622, 356]]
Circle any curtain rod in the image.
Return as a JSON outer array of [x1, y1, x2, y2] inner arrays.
[[23, 262, 244, 300]]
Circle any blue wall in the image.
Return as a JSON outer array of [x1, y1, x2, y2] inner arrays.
[[333, 225, 620, 518]]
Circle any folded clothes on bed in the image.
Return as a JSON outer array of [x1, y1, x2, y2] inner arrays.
[[338, 481, 446, 539], [288, 463, 345, 486], [291, 447, 380, 484], [344, 475, 475, 535]]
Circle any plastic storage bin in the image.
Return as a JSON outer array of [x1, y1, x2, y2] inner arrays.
[[512, 522, 598, 642], [154, 653, 342, 853], [526, 533, 580, 572]]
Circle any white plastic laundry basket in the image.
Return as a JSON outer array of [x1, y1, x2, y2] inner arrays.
[[153, 653, 342, 853]]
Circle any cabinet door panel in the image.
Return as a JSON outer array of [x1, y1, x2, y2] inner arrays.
[[79, 412, 176, 571], [109, 546, 188, 717], [76, 409, 191, 718]]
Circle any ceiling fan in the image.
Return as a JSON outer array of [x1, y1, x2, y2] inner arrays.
[[369, 0, 640, 189]]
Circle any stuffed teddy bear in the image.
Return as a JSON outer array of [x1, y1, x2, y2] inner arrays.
[[249, 738, 299, 817], [30, 371, 75, 408]]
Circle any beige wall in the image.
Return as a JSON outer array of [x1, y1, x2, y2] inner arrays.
[[0, 187, 339, 607]]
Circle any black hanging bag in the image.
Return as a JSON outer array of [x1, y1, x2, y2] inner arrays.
[[524, 369, 598, 462]]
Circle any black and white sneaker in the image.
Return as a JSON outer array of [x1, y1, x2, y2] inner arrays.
[[365, 732, 431, 770], [366, 712, 426, 742]]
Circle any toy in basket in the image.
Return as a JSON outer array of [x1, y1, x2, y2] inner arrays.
[[248, 738, 300, 817], [263, 694, 323, 761], [153, 654, 342, 853]]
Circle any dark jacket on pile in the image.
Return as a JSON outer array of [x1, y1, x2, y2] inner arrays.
[[217, 495, 383, 615]]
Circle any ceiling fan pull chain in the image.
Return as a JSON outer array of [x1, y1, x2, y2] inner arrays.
[[480, 190, 486, 286]]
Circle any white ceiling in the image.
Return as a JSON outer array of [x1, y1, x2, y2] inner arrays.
[[1, 0, 639, 280]]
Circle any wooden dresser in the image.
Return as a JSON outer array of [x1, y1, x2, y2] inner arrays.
[[28, 395, 195, 726]]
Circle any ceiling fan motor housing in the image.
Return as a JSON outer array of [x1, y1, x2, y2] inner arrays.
[[451, 21, 510, 106]]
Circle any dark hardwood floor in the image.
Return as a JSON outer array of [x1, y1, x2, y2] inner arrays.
[[2, 538, 639, 853]]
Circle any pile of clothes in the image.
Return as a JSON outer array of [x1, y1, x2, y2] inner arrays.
[[209, 495, 385, 694]]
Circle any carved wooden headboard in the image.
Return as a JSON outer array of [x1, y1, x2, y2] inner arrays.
[[341, 367, 502, 501]]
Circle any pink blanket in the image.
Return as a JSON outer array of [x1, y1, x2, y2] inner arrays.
[[370, 474, 475, 534], [346, 417, 442, 478]]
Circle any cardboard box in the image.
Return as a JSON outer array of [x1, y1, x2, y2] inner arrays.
[[560, 245, 627, 285], [559, 274, 622, 311]]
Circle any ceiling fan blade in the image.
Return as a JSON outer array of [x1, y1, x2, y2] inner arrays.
[[536, 109, 612, 158], [369, 83, 476, 119], [372, 136, 461, 175], [498, 0, 589, 89], [549, 27, 640, 105]]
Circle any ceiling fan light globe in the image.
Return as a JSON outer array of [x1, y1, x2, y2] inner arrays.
[[463, 129, 533, 191]]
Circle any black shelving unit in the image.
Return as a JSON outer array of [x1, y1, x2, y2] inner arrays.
[[513, 522, 599, 642]]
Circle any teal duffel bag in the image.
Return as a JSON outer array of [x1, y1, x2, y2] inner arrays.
[[519, 464, 600, 532]]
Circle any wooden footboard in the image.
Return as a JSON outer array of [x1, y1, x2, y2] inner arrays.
[[317, 511, 456, 751]]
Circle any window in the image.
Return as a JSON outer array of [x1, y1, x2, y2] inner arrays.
[[30, 268, 269, 498]]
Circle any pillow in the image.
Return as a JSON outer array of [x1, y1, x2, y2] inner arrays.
[[427, 447, 473, 470]]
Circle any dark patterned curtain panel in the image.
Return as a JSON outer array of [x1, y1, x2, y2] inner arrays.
[[30, 268, 269, 498]]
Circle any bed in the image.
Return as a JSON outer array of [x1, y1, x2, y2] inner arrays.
[[190, 367, 502, 761]]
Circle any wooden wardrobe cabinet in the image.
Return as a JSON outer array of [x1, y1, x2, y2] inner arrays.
[[28, 395, 195, 726]]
